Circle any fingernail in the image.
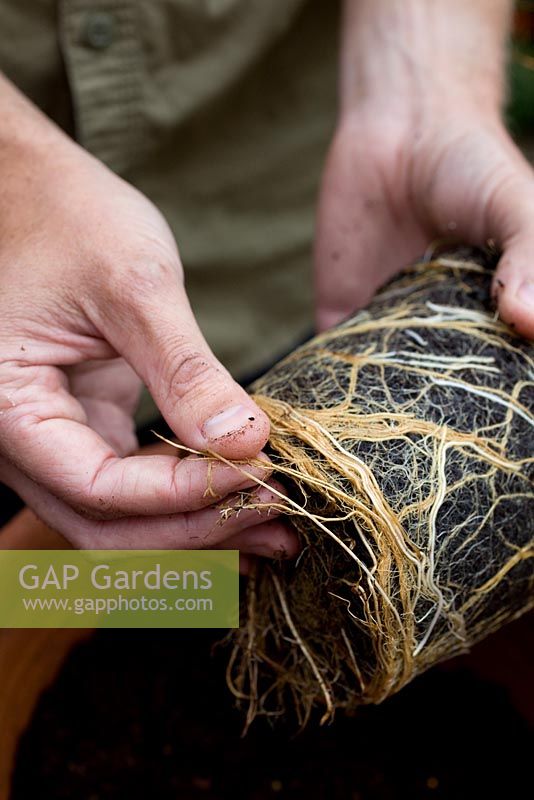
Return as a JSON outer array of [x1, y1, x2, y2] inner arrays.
[[517, 281, 534, 306], [202, 404, 256, 441]]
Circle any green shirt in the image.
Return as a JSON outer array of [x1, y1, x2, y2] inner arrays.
[[0, 0, 338, 422]]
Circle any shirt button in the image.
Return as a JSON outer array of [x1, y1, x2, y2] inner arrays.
[[83, 11, 116, 50]]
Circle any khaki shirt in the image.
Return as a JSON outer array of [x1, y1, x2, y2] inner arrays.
[[0, 0, 339, 423]]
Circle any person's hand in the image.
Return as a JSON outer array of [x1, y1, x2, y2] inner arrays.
[[316, 0, 534, 339], [0, 80, 297, 563], [315, 114, 534, 338]]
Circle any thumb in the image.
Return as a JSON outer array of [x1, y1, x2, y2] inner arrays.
[[99, 270, 270, 459], [489, 172, 534, 340]]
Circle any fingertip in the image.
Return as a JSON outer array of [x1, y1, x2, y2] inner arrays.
[[248, 520, 301, 560], [258, 478, 288, 503], [203, 403, 270, 460], [272, 521, 301, 560], [495, 275, 534, 340], [226, 521, 300, 561], [316, 307, 347, 333], [235, 451, 273, 489]]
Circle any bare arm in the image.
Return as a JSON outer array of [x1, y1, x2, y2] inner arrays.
[[339, 0, 511, 120]]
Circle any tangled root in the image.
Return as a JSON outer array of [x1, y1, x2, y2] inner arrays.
[[227, 248, 534, 727]]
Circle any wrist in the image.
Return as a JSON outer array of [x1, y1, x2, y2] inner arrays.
[[0, 75, 77, 171], [339, 0, 512, 126]]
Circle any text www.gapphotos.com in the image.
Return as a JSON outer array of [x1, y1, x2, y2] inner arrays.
[[21, 595, 214, 615]]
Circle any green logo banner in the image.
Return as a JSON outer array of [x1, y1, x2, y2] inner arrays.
[[0, 550, 239, 629]]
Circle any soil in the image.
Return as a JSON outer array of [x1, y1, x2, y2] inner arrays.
[[9, 621, 533, 800]]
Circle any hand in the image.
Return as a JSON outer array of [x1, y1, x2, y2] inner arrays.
[[315, 112, 534, 339], [0, 84, 297, 562]]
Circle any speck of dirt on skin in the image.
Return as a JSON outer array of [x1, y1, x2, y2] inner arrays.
[[248, 416, 255, 421], [497, 278, 505, 288]]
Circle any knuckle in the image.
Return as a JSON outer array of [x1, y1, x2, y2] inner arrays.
[[0, 404, 40, 458], [106, 254, 181, 309], [165, 346, 220, 402], [169, 458, 195, 510], [178, 511, 206, 547], [130, 255, 180, 292], [72, 460, 124, 519], [68, 496, 116, 521]]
